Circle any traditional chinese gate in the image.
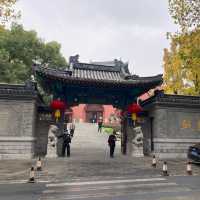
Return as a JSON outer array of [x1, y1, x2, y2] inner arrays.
[[33, 55, 162, 155]]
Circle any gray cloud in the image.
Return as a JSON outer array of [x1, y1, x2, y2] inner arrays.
[[16, 0, 177, 76]]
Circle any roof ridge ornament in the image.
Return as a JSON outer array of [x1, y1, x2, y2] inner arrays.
[[69, 55, 79, 65]]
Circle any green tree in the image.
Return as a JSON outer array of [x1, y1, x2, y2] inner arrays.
[[0, 24, 67, 83], [41, 41, 67, 68]]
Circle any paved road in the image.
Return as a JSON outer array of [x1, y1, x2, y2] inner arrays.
[[0, 183, 45, 200], [1, 176, 200, 200], [39, 176, 200, 200], [1, 123, 200, 200]]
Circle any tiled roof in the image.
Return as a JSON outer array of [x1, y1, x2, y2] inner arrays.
[[33, 57, 163, 107], [72, 62, 121, 72], [73, 67, 123, 81], [0, 82, 38, 99], [33, 63, 163, 87], [141, 93, 200, 108]]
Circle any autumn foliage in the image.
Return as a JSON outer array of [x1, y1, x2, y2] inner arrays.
[[0, 0, 19, 26], [163, 0, 200, 95]]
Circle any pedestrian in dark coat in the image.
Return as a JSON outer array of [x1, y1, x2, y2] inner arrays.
[[59, 128, 71, 157], [108, 130, 117, 158]]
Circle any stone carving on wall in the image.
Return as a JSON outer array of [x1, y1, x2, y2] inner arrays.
[[132, 126, 144, 157], [46, 125, 59, 158]]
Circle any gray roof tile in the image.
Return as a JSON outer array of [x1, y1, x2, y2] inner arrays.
[[33, 63, 163, 87]]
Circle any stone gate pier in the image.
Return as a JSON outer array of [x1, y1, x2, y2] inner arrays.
[[0, 82, 38, 159]]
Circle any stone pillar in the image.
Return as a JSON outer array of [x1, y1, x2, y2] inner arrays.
[[121, 116, 127, 154], [56, 110, 65, 157]]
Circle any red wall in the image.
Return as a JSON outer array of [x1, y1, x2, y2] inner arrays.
[[72, 104, 116, 123], [103, 105, 115, 123], [72, 104, 86, 122]]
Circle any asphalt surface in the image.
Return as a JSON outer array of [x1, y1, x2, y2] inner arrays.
[[0, 183, 45, 200], [1, 176, 200, 200], [1, 123, 200, 200]]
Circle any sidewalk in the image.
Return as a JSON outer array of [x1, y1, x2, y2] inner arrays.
[[0, 156, 200, 183]]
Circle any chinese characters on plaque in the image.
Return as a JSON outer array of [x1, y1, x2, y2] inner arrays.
[[181, 119, 200, 131]]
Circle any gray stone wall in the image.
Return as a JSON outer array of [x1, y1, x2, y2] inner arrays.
[[149, 106, 200, 158], [0, 99, 37, 159], [0, 137, 35, 159], [141, 117, 151, 155], [35, 113, 52, 156]]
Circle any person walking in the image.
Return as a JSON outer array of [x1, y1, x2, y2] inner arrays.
[[59, 125, 71, 157], [98, 116, 103, 133], [69, 122, 75, 137], [108, 130, 117, 158]]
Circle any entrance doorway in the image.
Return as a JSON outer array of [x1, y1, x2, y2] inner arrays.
[[85, 104, 104, 123]]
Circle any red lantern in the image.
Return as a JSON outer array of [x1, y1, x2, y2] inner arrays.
[[50, 99, 66, 122], [127, 103, 142, 113], [50, 99, 66, 110]]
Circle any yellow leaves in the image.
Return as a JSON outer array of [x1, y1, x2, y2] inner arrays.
[[166, 1, 200, 95], [169, 0, 200, 32], [0, 0, 18, 26], [0, 0, 17, 7], [163, 29, 200, 95]]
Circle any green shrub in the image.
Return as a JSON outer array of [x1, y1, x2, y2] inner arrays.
[[102, 127, 113, 134]]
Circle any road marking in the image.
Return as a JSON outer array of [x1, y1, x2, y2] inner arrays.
[[43, 182, 177, 193], [41, 186, 191, 200], [46, 177, 166, 187]]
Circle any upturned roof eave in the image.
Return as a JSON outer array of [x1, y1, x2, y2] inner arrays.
[[33, 65, 163, 87], [38, 73, 163, 87]]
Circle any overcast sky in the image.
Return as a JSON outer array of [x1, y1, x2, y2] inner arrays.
[[16, 0, 177, 76]]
